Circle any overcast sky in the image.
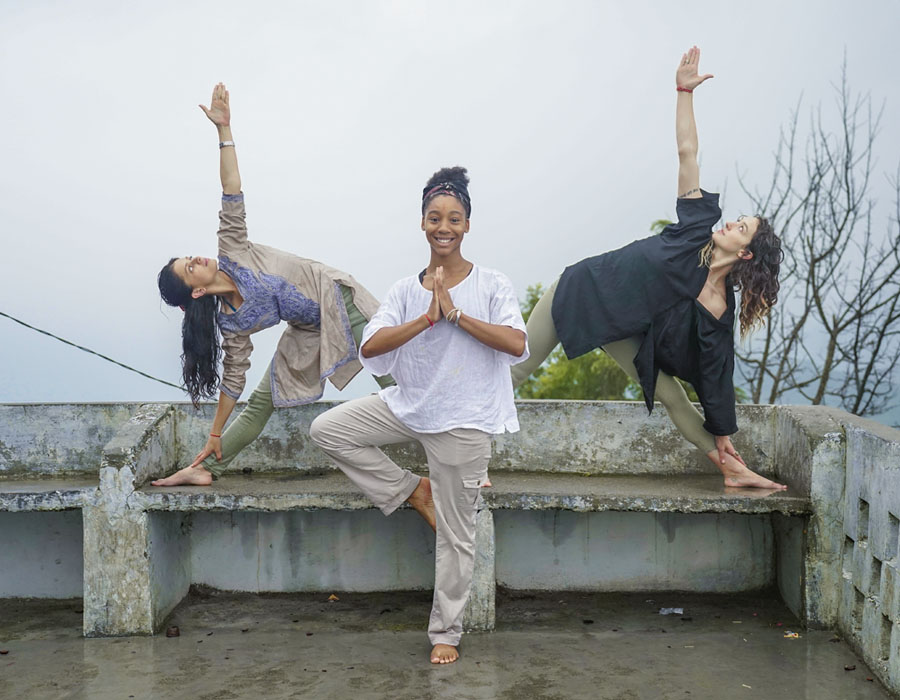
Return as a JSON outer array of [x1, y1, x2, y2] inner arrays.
[[2, 0, 899, 420]]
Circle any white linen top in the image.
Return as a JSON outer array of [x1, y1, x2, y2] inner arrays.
[[360, 265, 529, 434]]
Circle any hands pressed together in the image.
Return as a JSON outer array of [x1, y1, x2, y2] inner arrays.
[[424, 266, 459, 326]]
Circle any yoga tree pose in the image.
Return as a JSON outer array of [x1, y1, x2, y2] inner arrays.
[[511, 47, 786, 490], [153, 83, 392, 487], [309, 167, 528, 664]]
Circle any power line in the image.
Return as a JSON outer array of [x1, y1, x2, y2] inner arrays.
[[0, 310, 183, 391]]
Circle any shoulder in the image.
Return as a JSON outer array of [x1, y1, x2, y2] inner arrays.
[[385, 274, 420, 298], [675, 189, 721, 216], [471, 265, 515, 290]]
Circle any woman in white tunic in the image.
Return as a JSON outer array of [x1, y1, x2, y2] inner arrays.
[[309, 166, 528, 664]]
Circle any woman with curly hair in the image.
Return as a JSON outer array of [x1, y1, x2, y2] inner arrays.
[[511, 46, 786, 490], [152, 83, 393, 487]]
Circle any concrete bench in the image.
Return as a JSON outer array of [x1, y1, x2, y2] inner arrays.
[[5, 399, 900, 696]]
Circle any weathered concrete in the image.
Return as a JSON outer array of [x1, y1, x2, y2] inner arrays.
[[0, 592, 891, 699], [0, 510, 83, 597]]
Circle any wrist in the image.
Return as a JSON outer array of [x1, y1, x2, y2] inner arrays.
[[676, 85, 693, 94], [422, 313, 435, 330]]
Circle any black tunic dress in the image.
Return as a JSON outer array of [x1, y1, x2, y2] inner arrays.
[[551, 191, 738, 436]]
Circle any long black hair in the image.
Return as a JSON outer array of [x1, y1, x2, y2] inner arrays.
[[731, 217, 783, 338], [158, 258, 221, 405]]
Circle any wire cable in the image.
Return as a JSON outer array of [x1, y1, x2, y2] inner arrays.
[[0, 310, 183, 391]]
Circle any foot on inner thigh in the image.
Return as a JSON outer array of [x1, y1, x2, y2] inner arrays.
[[407, 476, 436, 532], [707, 452, 787, 490], [151, 465, 213, 487], [430, 644, 459, 664], [482, 474, 492, 488]]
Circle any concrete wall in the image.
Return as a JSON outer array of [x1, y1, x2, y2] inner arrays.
[[0, 511, 83, 597]]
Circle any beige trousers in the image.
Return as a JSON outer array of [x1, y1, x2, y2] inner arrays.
[[309, 394, 490, 647]]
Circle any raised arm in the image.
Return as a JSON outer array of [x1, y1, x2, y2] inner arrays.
[[675, 46, 713, 199], [200, 83, 241, 195]]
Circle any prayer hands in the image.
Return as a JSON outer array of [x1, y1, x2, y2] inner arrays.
[[424, 271, 443, 323], [433, 266, 456, 320], [199, 82, 231, 127], [675, 46, 713, 91], [189, 435, 222, 468]]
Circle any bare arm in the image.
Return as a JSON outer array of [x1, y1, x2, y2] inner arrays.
[[188, 392, 237, 467], [675, 46, 713, 199], [435, 267, 526, 357], [200, 83, 241, 195], [361, 279, 443, 358]]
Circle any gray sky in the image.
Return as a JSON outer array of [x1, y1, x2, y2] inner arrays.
[[2, 0, 899, 415]]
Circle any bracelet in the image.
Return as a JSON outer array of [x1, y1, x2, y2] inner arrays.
[[209, 433, 222, 438], [423, 314, 434, 329], [447, 308, 462, 326], [676, 86, 693, 94], [219, 141, 235, 149]]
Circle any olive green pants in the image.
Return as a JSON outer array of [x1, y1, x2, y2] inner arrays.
[[204, 285, 395, 477], [510, 278, 717, 453]]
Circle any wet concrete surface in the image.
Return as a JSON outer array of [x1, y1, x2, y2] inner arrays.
[[0, 590, 891, 700]]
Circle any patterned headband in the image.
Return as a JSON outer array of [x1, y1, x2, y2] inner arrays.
[[421, 181, 472, 217]]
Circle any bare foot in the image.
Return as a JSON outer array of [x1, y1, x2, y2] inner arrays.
[[481, 474, 492, 488], [430, 644, 459, 664], [151, 465, 213, 487], [707, 452, 787, 490], [407, 477, 436, 531]]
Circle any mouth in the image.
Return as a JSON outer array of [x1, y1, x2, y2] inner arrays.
[[433, 236, 455, 245]]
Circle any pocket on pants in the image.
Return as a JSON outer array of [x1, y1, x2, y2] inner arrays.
[[460, 477, 486, 511]]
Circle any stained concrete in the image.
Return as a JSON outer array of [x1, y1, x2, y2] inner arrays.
[[0, 591, 890, 700]]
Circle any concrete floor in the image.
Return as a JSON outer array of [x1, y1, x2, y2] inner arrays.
[[0, 591, 891, 700]]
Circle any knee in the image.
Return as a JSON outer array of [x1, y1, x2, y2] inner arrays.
[[309, 412, 333, 448]]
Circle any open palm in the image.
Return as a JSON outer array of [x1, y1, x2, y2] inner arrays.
[[676, 46, 713, 91], [199, 82, 231, 127]]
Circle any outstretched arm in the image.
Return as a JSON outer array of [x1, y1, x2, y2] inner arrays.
[[675, 46, 713, 199], [200, 83, 241, 195]]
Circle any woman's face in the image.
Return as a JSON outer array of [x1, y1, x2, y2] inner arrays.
[[714, 216, 759, 257], [173, 255, 218, 294], [421, 195, 469, 257]]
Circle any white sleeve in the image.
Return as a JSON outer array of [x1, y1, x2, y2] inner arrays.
[[359, 281, 406, 377], [489, 271, 529, 366]]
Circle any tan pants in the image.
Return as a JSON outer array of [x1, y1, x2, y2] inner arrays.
[[511, 278, 716, 453], [309, 394, 490, 647]]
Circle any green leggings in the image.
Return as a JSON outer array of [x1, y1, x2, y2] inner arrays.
[[204, 285, 395, 477], [510, 278, 717, 454]]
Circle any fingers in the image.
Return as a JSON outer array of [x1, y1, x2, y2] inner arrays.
[[189, 449, 211, 468]]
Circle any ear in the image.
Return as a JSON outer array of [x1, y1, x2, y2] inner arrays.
[[738, 249, 754, 261], [464, 219, 470, 233], [421, 217, 426, 231], [191, 287, 207, 299]]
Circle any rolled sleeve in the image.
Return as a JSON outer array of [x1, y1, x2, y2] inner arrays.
[[217, 193, 249, 257], [696, 324, 738, 436], [219, 331, 253, 400], [488, 272, 529, 366], [359, 285, 404, 377]]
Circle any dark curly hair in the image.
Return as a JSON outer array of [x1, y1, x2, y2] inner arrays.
[[158, 258, 222, 406], [731, 217, 783, 338], [422, 166, 471, 218]]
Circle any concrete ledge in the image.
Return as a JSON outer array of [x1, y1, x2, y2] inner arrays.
[[136, 471, 810, 516], [0, 478, 97, 512]]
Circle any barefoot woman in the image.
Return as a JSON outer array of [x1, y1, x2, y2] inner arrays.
[[153, 84, 392, 486], [310, 167, 528, 663], [512, 47, 786, 490]]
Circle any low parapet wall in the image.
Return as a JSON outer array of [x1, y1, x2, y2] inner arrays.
[[1, 401, 899, 693]]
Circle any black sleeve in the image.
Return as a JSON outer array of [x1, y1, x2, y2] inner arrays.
[[695, 322, 738, 436], [661, 190, 722, 248]]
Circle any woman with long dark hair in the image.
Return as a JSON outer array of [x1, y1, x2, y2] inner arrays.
[[511, 47, 786, 490], [309, 166, 528, 664], [153, 83, 392, 487]]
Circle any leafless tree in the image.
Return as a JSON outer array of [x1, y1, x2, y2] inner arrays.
[[736, 62, 900, 416]]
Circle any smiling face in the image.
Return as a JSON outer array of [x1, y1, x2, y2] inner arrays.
[[714, 215, 760, 258], [173, 255, 218, 296], [421, 195, 469, 258]]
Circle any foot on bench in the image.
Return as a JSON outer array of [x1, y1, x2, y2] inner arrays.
[[151, 465, 213, 487], [407, 476, 436, 532]]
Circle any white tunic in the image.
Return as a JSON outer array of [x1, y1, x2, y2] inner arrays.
[[360, 265, 529, 434]]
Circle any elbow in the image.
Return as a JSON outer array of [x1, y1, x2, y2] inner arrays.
[[511, 332, 527, 358], [677, 144, 698, 160]]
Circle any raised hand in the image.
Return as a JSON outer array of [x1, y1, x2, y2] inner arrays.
[[676, 46, 713, 91], [199, 82, 231, 127]]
